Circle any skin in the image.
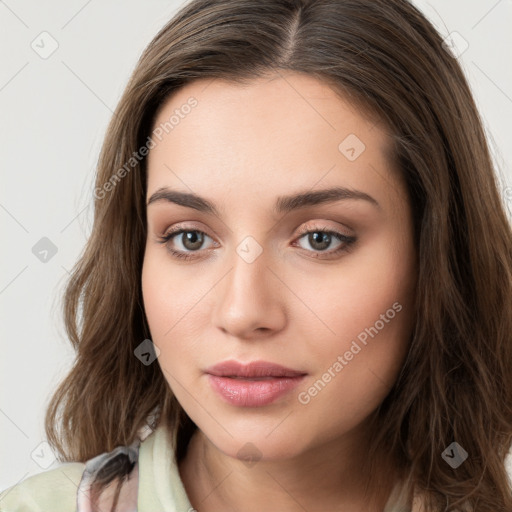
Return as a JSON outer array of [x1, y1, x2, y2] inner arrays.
[[141, 71, 417, 512]]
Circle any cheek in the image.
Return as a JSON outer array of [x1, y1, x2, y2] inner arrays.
[[295, 232, 414, 338], [291, 233, 415, 389], [141, 249, 214, 378], [142, 248, 201, 337], [141, 257, 170, 339], [292, 288, 413, 440]]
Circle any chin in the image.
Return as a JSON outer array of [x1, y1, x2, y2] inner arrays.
[[198, 421, 311, 463]]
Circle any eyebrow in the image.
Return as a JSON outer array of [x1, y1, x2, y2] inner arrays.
[[146, 186, 379, 215]]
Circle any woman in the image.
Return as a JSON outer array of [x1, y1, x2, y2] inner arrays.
[[1, 0, 511, 510]]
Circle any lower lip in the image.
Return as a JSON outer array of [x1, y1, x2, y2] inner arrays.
[[207, 374, 306, 407]]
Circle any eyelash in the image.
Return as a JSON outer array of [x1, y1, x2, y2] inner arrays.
[[157, 224, 357, 261]]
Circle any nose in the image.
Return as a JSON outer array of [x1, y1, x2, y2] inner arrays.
[[211, 249, 287, 340]]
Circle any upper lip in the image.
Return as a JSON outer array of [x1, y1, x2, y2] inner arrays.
[[205, 360, 307, 378]]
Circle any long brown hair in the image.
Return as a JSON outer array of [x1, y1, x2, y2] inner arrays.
[[45, 0, 512, 510]]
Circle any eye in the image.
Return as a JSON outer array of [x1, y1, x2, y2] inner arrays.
[[157, 224, 357, 261], [157, 228, 216, 261], [293, 225, 356, 259]]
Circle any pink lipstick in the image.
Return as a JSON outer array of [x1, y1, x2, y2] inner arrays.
[[205, 360, 307, 407]]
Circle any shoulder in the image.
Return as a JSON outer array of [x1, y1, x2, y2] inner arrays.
[[383, 473, 428, 512], [0, 463, 85, 512]]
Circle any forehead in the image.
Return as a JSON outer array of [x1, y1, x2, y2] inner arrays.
[[146, 72, 404, 215], [150, 72, 384, 148]]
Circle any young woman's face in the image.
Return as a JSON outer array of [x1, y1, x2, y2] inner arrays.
[[142, 72, 417, 461]]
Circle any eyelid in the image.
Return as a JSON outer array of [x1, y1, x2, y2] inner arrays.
[[160, 221, 214, 239], [294, 220, 354, 238]]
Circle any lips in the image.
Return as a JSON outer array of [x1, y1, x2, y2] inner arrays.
[[205, 360, 307, 407], [205, 360, 306, 378]]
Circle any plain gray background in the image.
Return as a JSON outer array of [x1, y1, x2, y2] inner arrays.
[[1, 0, 511, 492]]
